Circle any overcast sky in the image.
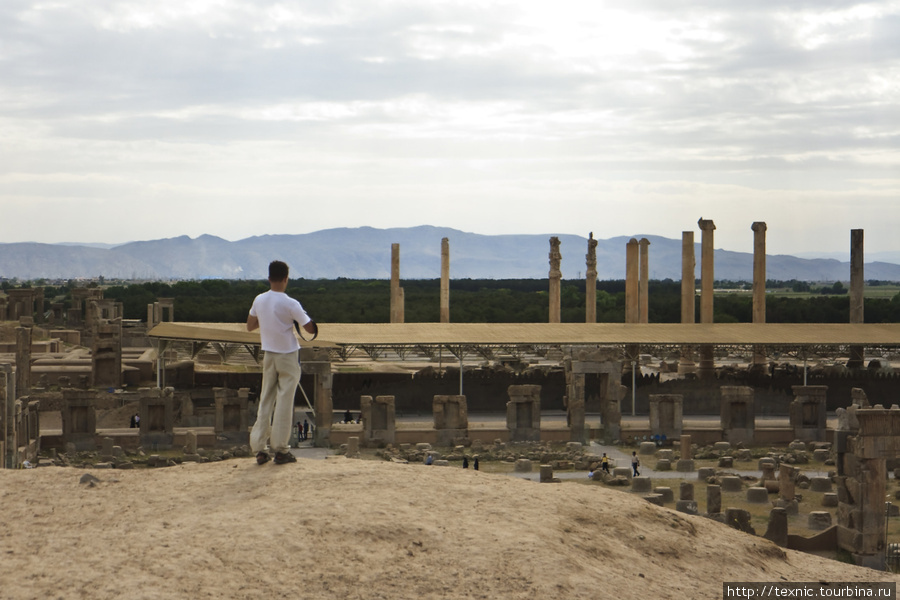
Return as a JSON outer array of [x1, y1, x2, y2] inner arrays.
[[1, 0, 898, 256]]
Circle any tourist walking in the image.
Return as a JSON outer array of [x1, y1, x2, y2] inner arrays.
[[600, 453, 610, 474], [631, 451, 640, 477], [247, 260, 317, 465]]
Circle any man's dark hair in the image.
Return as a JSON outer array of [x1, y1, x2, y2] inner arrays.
[[268, 260, 289, 281]]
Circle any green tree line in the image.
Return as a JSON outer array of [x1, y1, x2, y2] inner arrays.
[[89, 278, 900, 324]]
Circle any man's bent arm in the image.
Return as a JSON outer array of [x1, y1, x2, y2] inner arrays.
[[247, 314, 259, 332]]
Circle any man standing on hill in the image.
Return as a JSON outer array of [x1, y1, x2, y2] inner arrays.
[[247, 260, 316, 465]]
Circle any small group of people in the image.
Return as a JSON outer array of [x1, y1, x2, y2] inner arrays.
[[296, 419, 310, 442], [342, 410, 361, 424], [129, 413, 141, 428]]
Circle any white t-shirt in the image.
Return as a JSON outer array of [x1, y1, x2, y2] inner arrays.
[[249, 290, 311, 353]]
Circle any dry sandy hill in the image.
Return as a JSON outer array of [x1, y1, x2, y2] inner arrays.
[[0, 457, 897, 600]]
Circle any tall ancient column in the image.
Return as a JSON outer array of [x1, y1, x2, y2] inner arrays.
[[849, 229, 865, 368], [751, 222, 768, 371], [585, 233, 598, 324], [440, 237, 450, 323], [679, 232, 696, 375], [15, 327, 31, 397], [625, 238, 639, 324], [639, 238, 650, 323], [698, 219, 716, 378], [549, 237, 562, 323], [390, 243, 404, 323]]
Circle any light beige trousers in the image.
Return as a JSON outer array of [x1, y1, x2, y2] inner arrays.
[[250, 350, 301, 454]]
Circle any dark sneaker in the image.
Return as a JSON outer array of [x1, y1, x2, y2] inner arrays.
[[273, 451, 297, 464], [256, 451, 270, 465]]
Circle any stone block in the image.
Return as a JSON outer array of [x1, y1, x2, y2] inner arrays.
[[718, 456, 733, 468], [747, 487, 770, 503], [764, 480, 780, 494], [823, 493, 838, 508], [644, 494, 664, 506], [631, 476, 652, 493], [658, 449, 673, 461], [679, 482, 694, 501], [736, 449, 752, 461], [808, 511, 833, 530], [539, 464, 554, 483], [758, 457, 777, 470], [639, 441, 657, 455], [613, 467, 632, 480], [813, 449, 830, 462], [675, 459, 695, 472], [698, 467, 716, 480], [725, 508, 756, 534], [655, 459, 671, 471], [653, 487, 674, 503], [713, 442, 731, 452], [809, 477, 832, 492], [676, 500, 698, 515]]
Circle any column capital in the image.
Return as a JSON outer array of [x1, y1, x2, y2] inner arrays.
[[698, 218, 716, 231], [751, 221, 767, 232]]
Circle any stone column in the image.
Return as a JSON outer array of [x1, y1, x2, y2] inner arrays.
[[679, 231, 696, 375], [548, 237, 561, 323], [507, 385, 541, 442], [440, 237, 450, 323], [302, 348, 334, 448], [390, 243, 404, 323], [624, 238, 640, 377], [849, 229, 865, 368], [676, 434, 695, 472], [639, 238, 650, 323], [625, 238, 639, 324], [720, 386, 755, 445], [698, 219, 716, 378], [15, 327, 31, 398], [585, 233, 598, 324], [751, 222, 767, 370]]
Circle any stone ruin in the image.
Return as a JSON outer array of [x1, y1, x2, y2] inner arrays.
[[790, 385, 827, 442], [507, 384, 541, 442], [563, 347, 623, 444], [648, 393, 682, 440], [720, 385, 754, 445], [214, 387, 249, 446], [360, 394, 396, 447], [433, 394, 468, 446]]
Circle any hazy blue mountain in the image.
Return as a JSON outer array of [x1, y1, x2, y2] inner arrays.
[[1, 226, 899, 281]]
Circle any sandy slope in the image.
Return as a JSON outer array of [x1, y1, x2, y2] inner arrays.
[[0, 457, 897, 600]]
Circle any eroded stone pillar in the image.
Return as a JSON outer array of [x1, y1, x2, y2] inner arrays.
[[639, 238, 650, 324], [390, 243, 404, 323], [649, 394, 683, 439], [679, 231, 696, 375], [507, 385, 541, 442], [720, 386, 755, 445], [302, 348, 333, 447], [361, 395, 395, 447], [214, 387, 249, 445], [433, 395, 468, 446], [698, 219, 716, 378], [790, 385, 828, 442], [751, 222, 767, 370], [625, 238, 639, 324], [849, 229, 865, 368], [585, 233, 597, 324], [440, 237, 450, 323], [548, 237, 561, 324]]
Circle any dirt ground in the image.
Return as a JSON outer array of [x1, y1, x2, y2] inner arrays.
[[0, 458, 897, 600]]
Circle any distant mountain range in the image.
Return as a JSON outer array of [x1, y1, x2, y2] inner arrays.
[[2, 226, 899, 282]]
